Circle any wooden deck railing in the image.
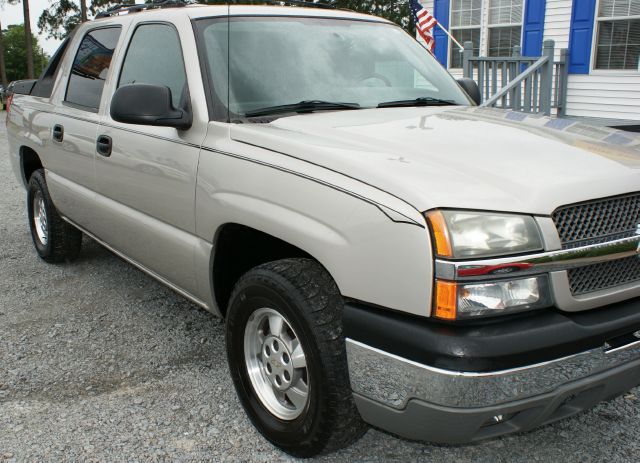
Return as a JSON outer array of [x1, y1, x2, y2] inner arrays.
[[462, 40, 568, 117]]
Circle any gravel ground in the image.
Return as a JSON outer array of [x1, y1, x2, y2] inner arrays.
[[1, 112, 639, 462]]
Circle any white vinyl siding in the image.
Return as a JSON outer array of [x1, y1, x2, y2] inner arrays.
[[542, 0, 573, 60], [542, 0, 640, 120], [427, 0, 640, 120], [565, 74, 640, 120]]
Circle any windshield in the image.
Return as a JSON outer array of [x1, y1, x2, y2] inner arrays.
[[196, 16, 471, 120]]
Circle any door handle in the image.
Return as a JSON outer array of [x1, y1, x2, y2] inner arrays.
[[52, 124, 64, 142], [96, 135, 112, 157]]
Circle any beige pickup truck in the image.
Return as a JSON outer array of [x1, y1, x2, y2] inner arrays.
[[6, 2, 640, 457]]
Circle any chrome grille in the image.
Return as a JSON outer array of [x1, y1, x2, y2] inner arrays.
[[552, 193, 640, 296], [568, 256, 640, 296], [552, 192, 640, 249]]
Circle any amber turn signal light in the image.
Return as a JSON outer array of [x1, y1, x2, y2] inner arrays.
[[434, 280, 457, 320], [425, 210, 453, 258]]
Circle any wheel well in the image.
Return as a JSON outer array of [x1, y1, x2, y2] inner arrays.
[[213, 224, 312, 317], [20, 146, 43, 185]]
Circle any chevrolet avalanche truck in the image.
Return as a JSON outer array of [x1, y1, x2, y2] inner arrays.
[[6, 3, 640, 458]]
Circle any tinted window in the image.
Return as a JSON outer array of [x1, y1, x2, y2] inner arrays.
[[118, 24, 187, 108], [66, 28, 121, 110], [32, 36, 73, 98]]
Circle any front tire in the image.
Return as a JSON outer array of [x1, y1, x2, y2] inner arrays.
[[226, 259, 366, 457], [27, 169, 82, 263]]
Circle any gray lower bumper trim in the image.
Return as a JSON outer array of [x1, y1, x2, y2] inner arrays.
[[353, 357, 640, 444], [346, 337, 640, 409]]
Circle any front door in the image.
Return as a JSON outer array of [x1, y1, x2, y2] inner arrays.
[[93, 21, 206, 297]]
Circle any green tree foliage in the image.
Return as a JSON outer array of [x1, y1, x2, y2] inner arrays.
[[3, 0, 36, 78], [3, 24, 48, 81], [205, 1, 415, 32], [335, 1, 414, 33], [38, 0, 112, 40], [0, 19, 9, 86], [39, 0, 417, 41], [38, 0, 82, 40]]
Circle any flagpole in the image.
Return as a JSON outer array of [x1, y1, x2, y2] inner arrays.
[[435, 22, 465, 52]]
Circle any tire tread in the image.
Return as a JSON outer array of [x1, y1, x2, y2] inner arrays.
[[28, 169, 82, 263], [228, 258, 367, 457]]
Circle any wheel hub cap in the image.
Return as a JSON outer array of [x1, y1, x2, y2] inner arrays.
[[244, 308, 309, 420], [262, 335, 294, 391]]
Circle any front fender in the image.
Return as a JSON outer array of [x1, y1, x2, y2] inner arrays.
[[195, 134, 433, 317]]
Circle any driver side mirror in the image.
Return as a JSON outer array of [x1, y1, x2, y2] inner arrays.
[[110, 84, 192, 130], [456, 78, 482, 106]]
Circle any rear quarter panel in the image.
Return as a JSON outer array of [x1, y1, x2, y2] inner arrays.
[[6, 95, 55, 187]]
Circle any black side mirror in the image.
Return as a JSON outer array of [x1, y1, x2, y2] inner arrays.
[[12, 79, 37, 96], [456, 78, 482, 106], [110, 84, 192, 129]]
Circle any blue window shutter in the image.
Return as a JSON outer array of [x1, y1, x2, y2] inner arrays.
[[433, 0, 450, 67], [522, 0, 547, 57], [568, 0, 596, 74]]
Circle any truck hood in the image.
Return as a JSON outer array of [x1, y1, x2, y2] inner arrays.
[[230, 107, 640, 215]]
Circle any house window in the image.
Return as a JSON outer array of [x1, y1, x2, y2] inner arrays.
[[450, 0, 483, 68], [594, 0, 640, 70], [488, 0, 523, 56]]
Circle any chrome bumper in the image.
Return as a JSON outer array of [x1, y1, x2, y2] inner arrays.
[[346, 335, 640, 409]]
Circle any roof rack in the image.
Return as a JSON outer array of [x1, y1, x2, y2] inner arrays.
[[95, 1, 340, 18], [264, 1, 338, 9], [95, 0, 191, 19]]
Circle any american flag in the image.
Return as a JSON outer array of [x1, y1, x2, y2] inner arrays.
[[410, 0, 437, 52]]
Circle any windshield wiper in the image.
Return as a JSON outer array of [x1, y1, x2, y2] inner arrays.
[[243, 100, 361, 118], [377, 97, 457, 108]]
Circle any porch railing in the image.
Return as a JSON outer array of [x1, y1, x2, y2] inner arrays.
[[462, 40, 569, 117]]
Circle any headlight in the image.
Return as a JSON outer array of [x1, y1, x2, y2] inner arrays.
[[426, 209, 550, 320], [426, 210, 543, 259], [433, 276, 552, 320]]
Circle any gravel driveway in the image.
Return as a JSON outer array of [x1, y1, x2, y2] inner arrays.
[[1, 112, 639, 462]]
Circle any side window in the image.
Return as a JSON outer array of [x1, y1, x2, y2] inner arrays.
[[32, 36, 72, 98], [65, 27, 121, 111], [118, 24, 187, 108]]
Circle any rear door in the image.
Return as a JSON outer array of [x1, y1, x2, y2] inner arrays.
[[44, 26, 122, 230], [93, 19, 208, 297]]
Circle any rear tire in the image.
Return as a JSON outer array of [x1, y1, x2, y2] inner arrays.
[[226, 258, 367, 457], [27, 169, 82, 263]]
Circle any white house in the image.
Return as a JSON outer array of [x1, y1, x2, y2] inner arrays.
[[422, 0, 640, 122]]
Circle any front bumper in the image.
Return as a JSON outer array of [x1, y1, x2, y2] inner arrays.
[[344, 299, 640, 443]]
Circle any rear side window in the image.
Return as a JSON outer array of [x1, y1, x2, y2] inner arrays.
[[118, 24, 187, 108], [65, 27, 121, 111], [32, 36, 73, 98]]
